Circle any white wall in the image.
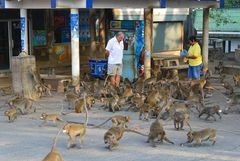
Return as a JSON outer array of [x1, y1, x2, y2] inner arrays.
[[231, 40, 240, 52]]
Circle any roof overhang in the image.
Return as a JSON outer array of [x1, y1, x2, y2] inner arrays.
[[2, 0, 222, 9], [197, 31, 240, 39]]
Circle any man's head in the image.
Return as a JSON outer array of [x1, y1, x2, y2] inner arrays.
[[116, 32, 124, 43], [188, 36, 197, 46]]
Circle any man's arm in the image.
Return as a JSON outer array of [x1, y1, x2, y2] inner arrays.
[[105, 49, 110, 58], [186, 55, 197, 59]]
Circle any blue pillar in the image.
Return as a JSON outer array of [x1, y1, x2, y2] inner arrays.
[[20, 9, 28, 53], [51, 0, 56, 8], [86, 0, 93, 8], [160, 0, 166, 8], [1, 0, 5, 8], [71, 9, 80, 86], [220, 0, 224, 8]]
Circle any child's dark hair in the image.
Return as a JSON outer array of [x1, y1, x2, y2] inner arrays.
[[189, 35, 197, 42]]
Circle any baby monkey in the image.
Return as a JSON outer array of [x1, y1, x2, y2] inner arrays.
[[4, 108, 17, 122], [104, 127, 147, 151], [173, 112, 191, 130], [198, 105, 222, 121], [95, 115, 131, 128], [40, 113, 64, 127], [180, 128, 216, 147]]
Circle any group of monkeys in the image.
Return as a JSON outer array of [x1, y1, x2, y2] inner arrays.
[[5, 67, 239, 161]]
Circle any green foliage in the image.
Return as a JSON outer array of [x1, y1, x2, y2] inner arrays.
[[224, 0, 240, 8], [209, 9, 237, 27]]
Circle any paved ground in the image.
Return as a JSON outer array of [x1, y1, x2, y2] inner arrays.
[[0, 83, 240, 161]]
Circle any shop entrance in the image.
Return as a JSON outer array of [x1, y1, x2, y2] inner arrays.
[[0, 20, 21, 70]]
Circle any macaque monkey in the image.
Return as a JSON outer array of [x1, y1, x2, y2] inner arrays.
[[4, 108, 17, 122], [180, 128, 216, 146], [147, 119, 174, 147], [144, 77, 157, 90], [223, 81, 233, 96], [214, 61, 223, 74], [86, 95, 95, 109], [104, 127, 147, 150], [233, 74, 240, 86], [74, 98, 86, 113], [42, 127, 64, 161], [227, 93, 240, 106], [133, 78, 144, 93], [121, 84, 134, 100], [149, 106, 162, 119], [108, 94, 120, 112], [198, 105, 222, 121], [127, 93, 146, 111], [173, 112, 191, 130], [95, 115, 131, 128], [8, 97, 35, 115], [65, 93, 79, 109], [40, 113, 64, 127], [190, 79, 206, 103], [62, 93, 88, 149], [139, 103, 153, 121]]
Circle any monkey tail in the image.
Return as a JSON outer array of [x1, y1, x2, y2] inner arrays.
[[124, 128, 148, 137], [104, 74, 110, 87], [94, 117, 112, 128], [83, 92, 88, 126], [52, 125, 64, 149]]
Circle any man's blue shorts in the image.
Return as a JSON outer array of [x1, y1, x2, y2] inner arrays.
[[188, 64, 202, 80]]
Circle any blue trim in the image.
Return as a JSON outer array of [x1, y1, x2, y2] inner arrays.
[[51, 0, 56, 8], [86, 0, 93, 8], [1, 0, 5, 8], [220, 0, 224, 8], [160, 0, 166, 8]]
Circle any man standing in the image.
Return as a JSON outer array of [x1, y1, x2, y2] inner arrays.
[[105, 32, 124, 87], [184, 36, 202, 80]]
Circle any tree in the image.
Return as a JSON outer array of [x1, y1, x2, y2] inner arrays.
[[225, 0, 240, 8]]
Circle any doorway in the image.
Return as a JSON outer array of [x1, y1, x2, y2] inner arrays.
[[0, 22, 9, 70], [0, 20, 21, 70]]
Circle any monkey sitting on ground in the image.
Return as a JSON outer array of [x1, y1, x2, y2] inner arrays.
[[42, 127, 64, 161], [86, 95, 95, 109], [4, 108, 17, 122], [104, 127, 147, 151], [65, 92, 79, 109], [180, 128, 216, 147], [40, 113, 64, 127], [233, 74, 240, 87], [147, 119, 174, 147], [121, 84, 134, 100], [95, 115, 131, 128], [173, 112, 191, 130], [62, 93, 88, 149], [198, 105, 222, 121]]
